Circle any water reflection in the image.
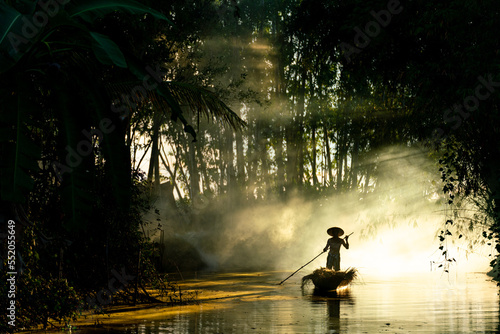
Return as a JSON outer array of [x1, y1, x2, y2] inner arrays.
[[308, 288, 354, 333], [71, 271, 499, 334]]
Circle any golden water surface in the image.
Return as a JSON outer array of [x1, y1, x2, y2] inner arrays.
[[71, 270, 499, 334]]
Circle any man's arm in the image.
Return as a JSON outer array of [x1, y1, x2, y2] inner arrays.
[[323, 240, 329, 252], [343, 236, 350, 249]]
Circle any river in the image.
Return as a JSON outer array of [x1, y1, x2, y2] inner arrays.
[[73, 270, 499, 334]]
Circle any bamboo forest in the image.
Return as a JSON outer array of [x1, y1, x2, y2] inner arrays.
[[2, 0, 500, 332]]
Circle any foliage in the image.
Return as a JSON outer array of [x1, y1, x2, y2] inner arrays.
[[131, 0, 500, 280], [1, 0, 500, 329], [0, 270, 80, 332], [285, 0, 500, 276], [0, 219, 81, 332], [0, 0, 244, 330]]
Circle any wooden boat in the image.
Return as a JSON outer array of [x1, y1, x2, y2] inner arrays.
[[301, 267, 357, 291]]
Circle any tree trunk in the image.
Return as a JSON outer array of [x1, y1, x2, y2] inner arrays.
[[188, 137, 200, 199], [351, 126, 360, 190], [285, 117, 297, 191], [324, 126, 333, 186], [311, 124, 318, 186], [235, 129, 245, 188], [296, 72, 306, 186], [148, 113, 161, 191]]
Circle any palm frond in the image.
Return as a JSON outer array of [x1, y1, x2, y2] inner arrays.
[[66, 0, 172, 24], [90, 31, 127, 68], [0, 3, 30, 72], [0, 2, 22, 46], [168, 82, 246, 131], [104, 80, 246, 134], [0, 0, 171, 74]]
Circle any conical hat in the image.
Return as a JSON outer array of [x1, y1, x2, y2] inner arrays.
[[327, 227, 344, 236]]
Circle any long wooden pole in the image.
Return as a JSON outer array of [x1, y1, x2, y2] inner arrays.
[[278, 251, 325, 285], [278, 232, 354, 285]]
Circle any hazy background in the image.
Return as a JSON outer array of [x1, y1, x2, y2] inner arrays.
[[147, 145, 493, 277]]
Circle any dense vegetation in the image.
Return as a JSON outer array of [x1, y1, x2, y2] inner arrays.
[[1, 0, 499, 330]]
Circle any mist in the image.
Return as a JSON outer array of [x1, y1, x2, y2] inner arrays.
[[141, 23, 494, 278], [152, 145, 493, 277]]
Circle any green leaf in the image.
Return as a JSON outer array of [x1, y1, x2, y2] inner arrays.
[[0, 2, 23, 47], [66, 0, 172, 24], [89, 31, 127, 68], [0, 3, 31, 73]]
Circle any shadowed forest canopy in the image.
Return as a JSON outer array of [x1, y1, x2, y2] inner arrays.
[[1, 0, 500, 330]]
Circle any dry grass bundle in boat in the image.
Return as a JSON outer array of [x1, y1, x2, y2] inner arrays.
[[301, 267, 357, 291]]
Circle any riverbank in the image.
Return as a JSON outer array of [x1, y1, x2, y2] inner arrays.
[[25, 272, 288, 333]]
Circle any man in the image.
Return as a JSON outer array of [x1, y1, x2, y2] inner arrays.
[[323, 227, 350, 271]]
